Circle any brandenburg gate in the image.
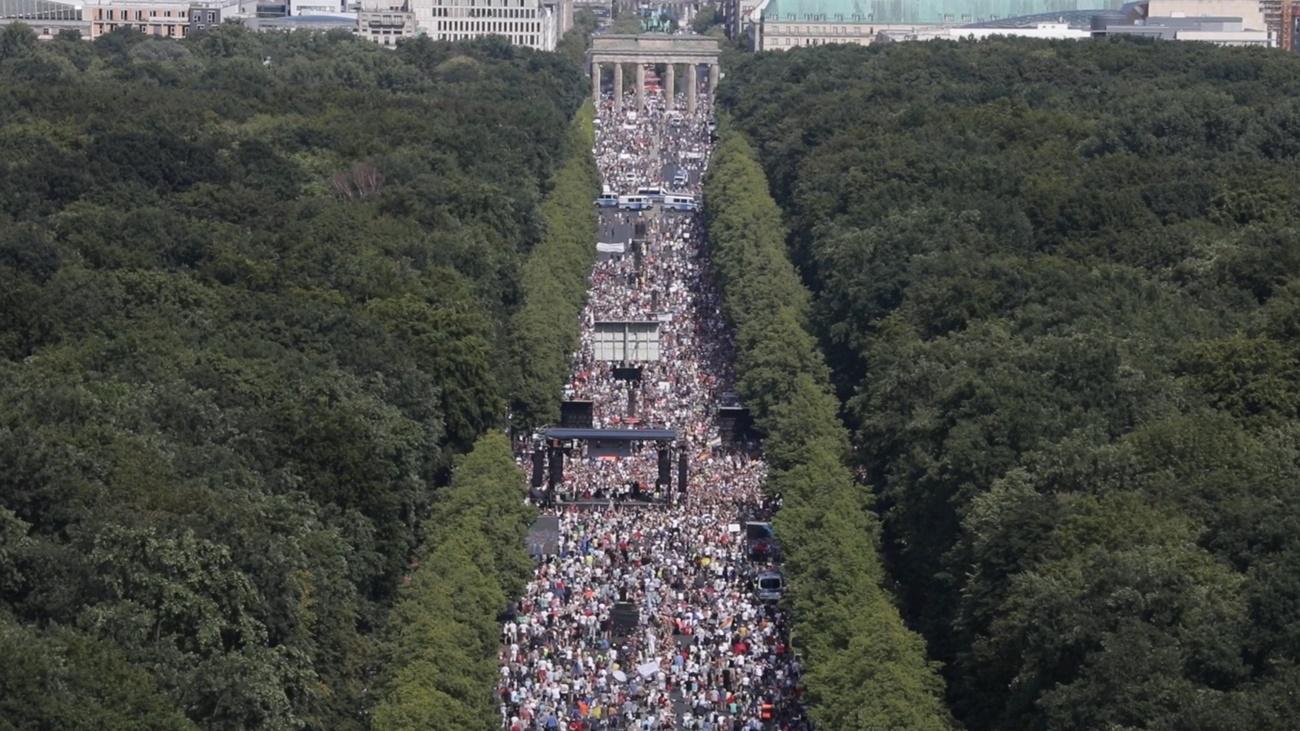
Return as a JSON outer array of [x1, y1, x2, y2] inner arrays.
[[589, 34, 722, 115]]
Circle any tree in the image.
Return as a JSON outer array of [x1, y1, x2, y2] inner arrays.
[[0, 31, 589, 729], [717, 39, 1300, 728]]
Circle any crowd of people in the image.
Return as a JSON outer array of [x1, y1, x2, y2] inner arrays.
[[500, 86, 811, 730]]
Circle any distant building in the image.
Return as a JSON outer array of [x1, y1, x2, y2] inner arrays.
[[410, 0, 570, 49], [243, 10, 357, 29], [356, 0, 415, 44], [956, 21, 1090, 37], [86, 0, 193, 38], [188, 0, 229, 32], [1093, 12, 1272, 43], [82, 0, 253, 38], [0, 0, 90, 37], [754, 0, 1277, 47], [291, 0, 343, 14], [1148, 0, 1265, 28], [752, 0, 1130, 48]]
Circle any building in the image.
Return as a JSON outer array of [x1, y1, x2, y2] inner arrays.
[[1148, 0, 1265, 27], [399, 0, 571, 49], [245, 11, 356, 29], [0, 0, 90, 38], [83, 0, 250, 38], [754, 0, 1128, 48], [1093, 12, 1272, 43], [754, 0, 1282, 47], [188, 0, 229, 32], [86, 0, 193, 38], [291, 0, 343, 14], [956, 21, 1090, 37], [356, 0, 415, 44]]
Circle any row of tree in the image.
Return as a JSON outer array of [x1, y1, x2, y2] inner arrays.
[[373, 100, 599, 726], [371, 432, 534, 730], [703, 127, 952, 729], [0, 25, 585, 729], [719, 39, 1300, 729], [510, 103, 600, 430]]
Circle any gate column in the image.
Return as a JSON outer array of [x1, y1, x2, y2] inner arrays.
[[686, 64, 698, 114], [636, 63, 646, 111], [613, 62, 623, 111]]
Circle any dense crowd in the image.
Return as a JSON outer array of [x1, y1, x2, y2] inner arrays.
[[500, 86, 810, 730]]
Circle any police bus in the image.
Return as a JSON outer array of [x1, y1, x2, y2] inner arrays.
[[636, 186, 664, 203], [663, 194, 695, 212], [618, 194, 652, 210]]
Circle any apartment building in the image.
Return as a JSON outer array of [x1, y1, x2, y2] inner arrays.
[[86, 0, 190, 38], [357, 0, 417, 44], [83, 0, 249, 38], [409, 0, 571, 50], [0, 0, 90, 38]]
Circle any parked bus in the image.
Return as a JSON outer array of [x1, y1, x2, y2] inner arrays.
[[636, 186, 664, 202], [663, 194, 695, 211], [618, 194, 652, 210]]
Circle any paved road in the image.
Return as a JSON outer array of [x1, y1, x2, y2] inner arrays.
[[599, 207, 692, 246], [599, 208, 643, 244]]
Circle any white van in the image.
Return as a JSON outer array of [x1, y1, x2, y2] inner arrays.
[[756, 571, 785, 602]]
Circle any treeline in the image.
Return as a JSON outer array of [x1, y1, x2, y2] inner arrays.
[[372, 432, 533, 730], [703, 128, 951, 729], [719, 40, 1300, 729], [511, 104, 600, 429], [375, 103, 598, 726], [0, 24, 584, 729]]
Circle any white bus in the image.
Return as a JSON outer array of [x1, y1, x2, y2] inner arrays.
[[618, 194, 652, 210], [663, 194, 695, 211]]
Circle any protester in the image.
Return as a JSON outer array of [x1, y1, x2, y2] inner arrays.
[[501, 83, 810, 731]]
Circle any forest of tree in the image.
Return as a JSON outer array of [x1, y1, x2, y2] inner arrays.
[[719, 39, 1300, 729], [0, 24, 588, 729]]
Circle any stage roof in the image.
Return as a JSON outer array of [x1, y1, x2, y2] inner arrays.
[[545, 427, 677, 441]]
